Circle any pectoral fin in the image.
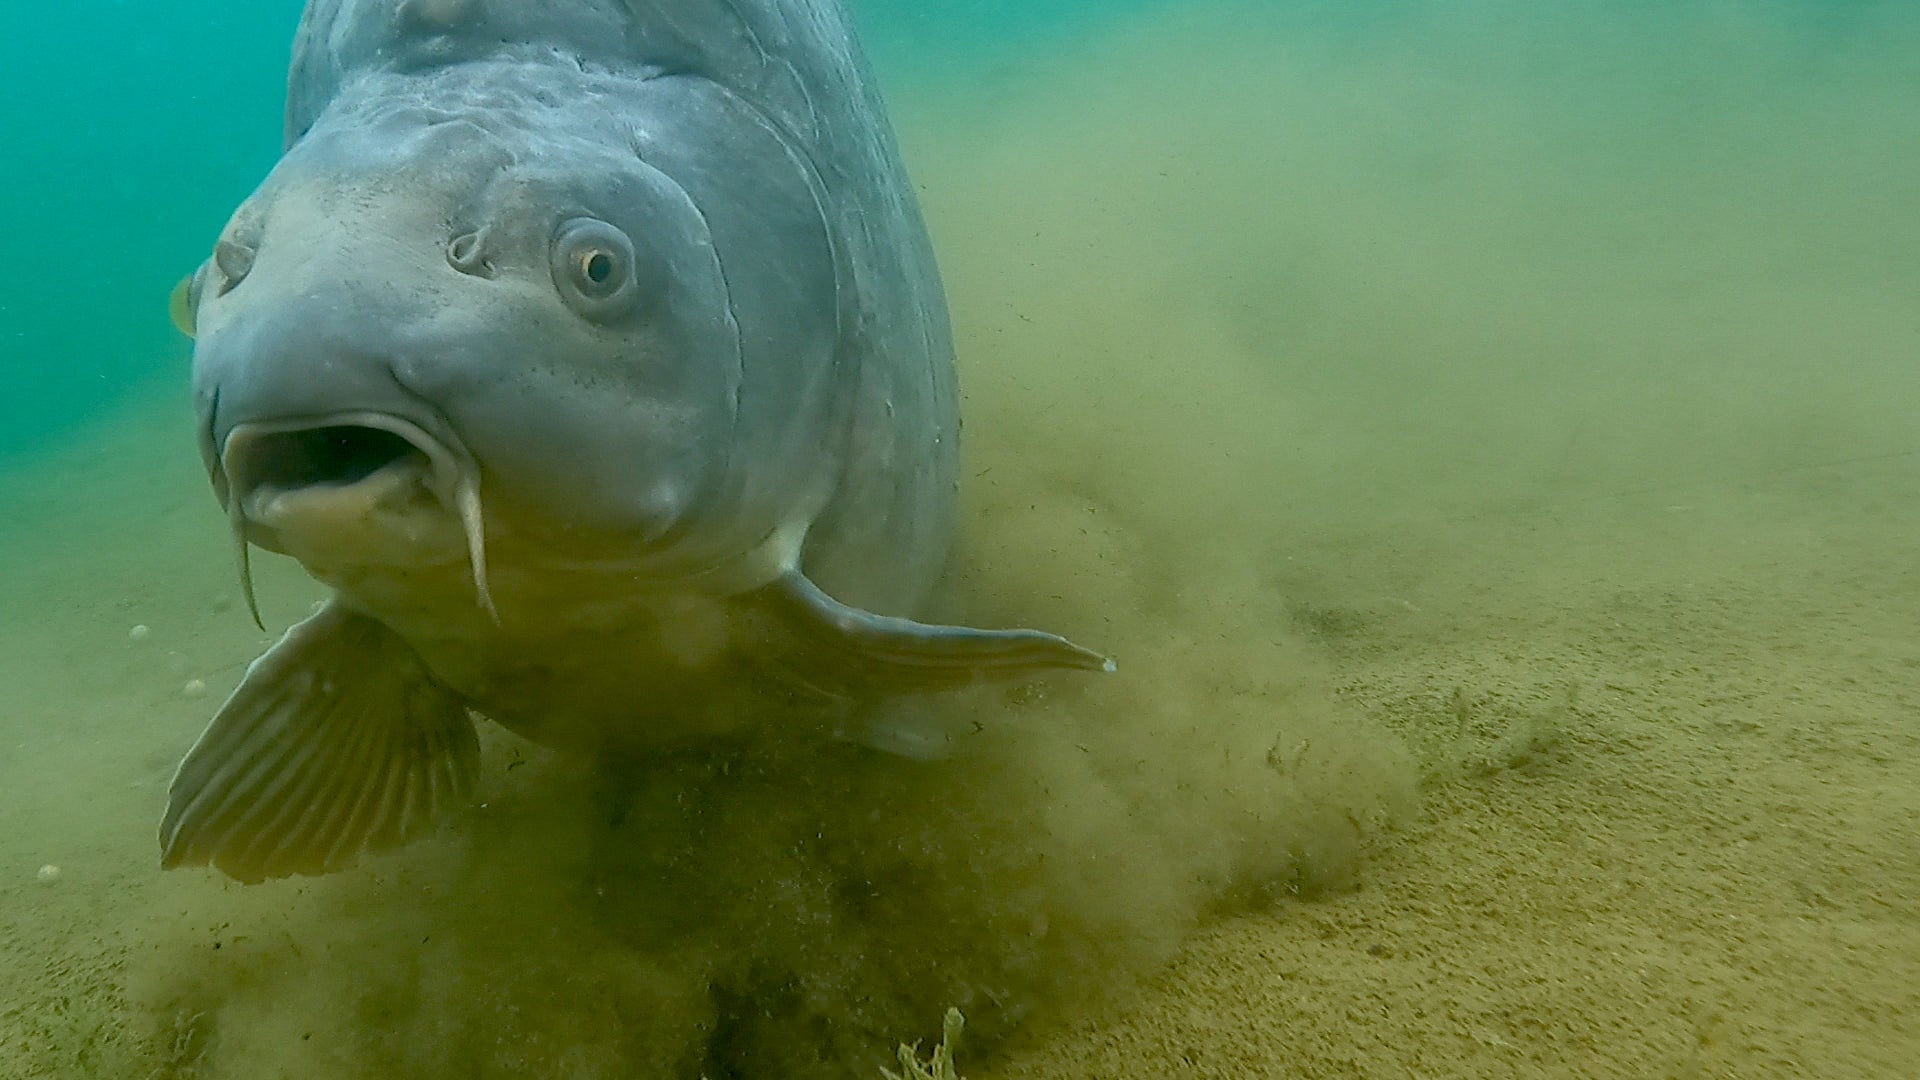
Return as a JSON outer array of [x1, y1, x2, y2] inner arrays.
[[762, 571, 1113, 692], [159, 601, 478, 883]]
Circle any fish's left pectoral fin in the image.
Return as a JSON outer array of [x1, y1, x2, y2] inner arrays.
[[159, 602, 478, 884], [764, 571, 1114, 691]]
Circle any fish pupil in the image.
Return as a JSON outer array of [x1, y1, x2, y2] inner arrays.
[[584, 251, 614, 285]]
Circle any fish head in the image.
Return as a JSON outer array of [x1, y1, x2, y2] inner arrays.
[[176, 94, 759, 613]]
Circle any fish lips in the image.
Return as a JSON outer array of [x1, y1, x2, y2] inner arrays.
[[219, 412, 475, 568]]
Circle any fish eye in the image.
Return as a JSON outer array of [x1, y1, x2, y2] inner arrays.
[[552, 217, 643, 321]]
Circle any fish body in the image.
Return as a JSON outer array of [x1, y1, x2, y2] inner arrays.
[[160, 0, 1108, 883]]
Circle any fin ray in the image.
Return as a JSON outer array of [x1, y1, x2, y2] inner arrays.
[[234, 691, 389, 872]]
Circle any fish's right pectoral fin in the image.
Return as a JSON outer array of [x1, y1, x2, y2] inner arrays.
[[159, 601, 478, 884]]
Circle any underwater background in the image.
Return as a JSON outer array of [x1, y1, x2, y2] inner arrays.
[[2, 0, 1917, 1077]]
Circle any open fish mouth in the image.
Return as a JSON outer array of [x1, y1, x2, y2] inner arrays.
[[217, 412, 498, 625]]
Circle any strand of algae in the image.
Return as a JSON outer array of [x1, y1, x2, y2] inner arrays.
[[882, 1008, 966, 1080]]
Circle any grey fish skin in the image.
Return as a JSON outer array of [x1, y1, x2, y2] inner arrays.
[[159, 0, 1109, 884]]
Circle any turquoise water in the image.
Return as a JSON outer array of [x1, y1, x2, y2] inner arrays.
[[0, 4, 284, 456], [3, 2, 1918, 1077]]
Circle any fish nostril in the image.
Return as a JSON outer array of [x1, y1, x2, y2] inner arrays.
[[447, 230, 493, 277], [232, 426, 421, 497], [213, 239, 256, 295]]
